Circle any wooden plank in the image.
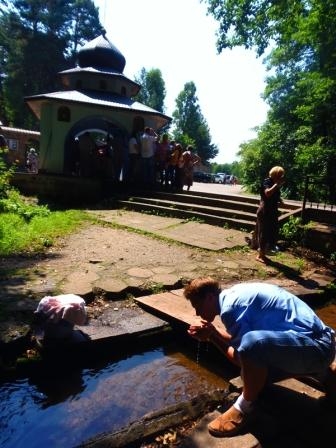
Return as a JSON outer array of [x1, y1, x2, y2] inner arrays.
[[134, 289, 223, 329]]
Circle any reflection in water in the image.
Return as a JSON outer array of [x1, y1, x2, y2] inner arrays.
[[31, 369, 85, 409], [0, 342, 229, 448]]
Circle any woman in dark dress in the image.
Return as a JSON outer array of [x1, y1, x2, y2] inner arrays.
[[256, 166, 285, 263]]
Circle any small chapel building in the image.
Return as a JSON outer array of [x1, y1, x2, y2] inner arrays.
[[25, 32, 171, 180]]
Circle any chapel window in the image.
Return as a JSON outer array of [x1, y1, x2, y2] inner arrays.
[[58, 106, 71, 122]]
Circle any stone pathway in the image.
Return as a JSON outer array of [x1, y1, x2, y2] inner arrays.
[[2, 209, 335, 320]]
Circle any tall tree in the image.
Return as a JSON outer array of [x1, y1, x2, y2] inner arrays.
[[202, 0, 336, 200], [172, 81, 218, 163], [0, 0, 102, 127], [134, 67, 166, 113]]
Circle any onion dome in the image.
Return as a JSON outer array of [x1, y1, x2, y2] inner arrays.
[[77, 32, 126, 73]]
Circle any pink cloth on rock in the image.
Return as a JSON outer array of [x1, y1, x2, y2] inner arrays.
[[35, 294, 87, 325]]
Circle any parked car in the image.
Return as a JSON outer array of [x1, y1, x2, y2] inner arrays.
[[193, 171, 212, 183], [217, 172, 233, 184], [212, 174, 223, 183], [216, 173, 226, 184]]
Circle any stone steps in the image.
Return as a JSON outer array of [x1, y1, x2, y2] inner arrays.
[[115, 189, 302, 232]]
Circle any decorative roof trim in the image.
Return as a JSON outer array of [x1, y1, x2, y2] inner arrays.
[[0, 126, 40, 136], [25, 90, 171, 121]]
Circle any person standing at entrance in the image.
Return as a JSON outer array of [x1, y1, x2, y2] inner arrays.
[[256, 166, 285, 263], [140, 127, 157, 187], [155, 133, 170, 187], [0, 134, 7, 150], [128, 131, 140, 184], [78, 132, 95, 177], [184, 277, 336, 438]]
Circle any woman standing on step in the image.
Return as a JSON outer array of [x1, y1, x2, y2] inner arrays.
[[182, 145, 201, 191], [255, 166, 285, 263]]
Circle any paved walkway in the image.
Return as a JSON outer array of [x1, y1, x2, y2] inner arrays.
[[88, 209, 248, 250], [65, 209, 333, 304], [3, 209, 334, 338]]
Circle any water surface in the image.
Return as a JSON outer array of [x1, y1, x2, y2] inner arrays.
[[0, 341, 229, 448]]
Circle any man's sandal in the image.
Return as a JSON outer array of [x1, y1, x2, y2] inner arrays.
[[207, 405, 249, 437]]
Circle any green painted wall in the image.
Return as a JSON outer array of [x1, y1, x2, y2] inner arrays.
[[39, 101, 150, 174]]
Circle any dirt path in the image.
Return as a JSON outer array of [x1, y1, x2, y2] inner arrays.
[[1, 210, 335, 342], [0, 217, 327, 300]]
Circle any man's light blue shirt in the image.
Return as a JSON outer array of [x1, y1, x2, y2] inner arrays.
[[219, 282, 333, 348]]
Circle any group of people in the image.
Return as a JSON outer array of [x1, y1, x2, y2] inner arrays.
[[128, 128, 201, 190], [69, 127, 201, 190]]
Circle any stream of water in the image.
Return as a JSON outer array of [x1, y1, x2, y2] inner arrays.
[[0, 340, 229, 448], [1, 302, 335, 448]]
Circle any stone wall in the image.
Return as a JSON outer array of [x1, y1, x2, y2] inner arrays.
[[11, 172, 104, 205]]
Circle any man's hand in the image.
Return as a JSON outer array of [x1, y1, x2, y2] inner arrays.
[[188, 320, 214, 342]]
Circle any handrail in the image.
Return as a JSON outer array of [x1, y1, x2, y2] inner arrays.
[[301, 175, 336, 223]]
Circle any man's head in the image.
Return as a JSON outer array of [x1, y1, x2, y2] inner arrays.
[[184, 277, 221, 322]]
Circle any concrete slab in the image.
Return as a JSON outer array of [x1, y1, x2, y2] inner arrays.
[[88, 210, 247, 250], [178, 377, 328, 448], [88, 209, 184, 232], [77, 303, 169, 342], [157, 221, 247, 250]]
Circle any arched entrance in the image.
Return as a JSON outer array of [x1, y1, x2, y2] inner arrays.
[[64, 116, 129, 180]]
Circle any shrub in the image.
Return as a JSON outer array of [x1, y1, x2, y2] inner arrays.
[[0, 189, 50, 221], [279, 216, 311, 246]]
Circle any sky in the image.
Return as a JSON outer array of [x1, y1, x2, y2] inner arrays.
[[93, 0, 269, 163]]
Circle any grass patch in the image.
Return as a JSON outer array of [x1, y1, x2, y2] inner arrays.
[[274, 252, 306, 274], [0, 209, 89, 256]]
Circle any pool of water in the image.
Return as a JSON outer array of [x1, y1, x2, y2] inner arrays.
[[0, 340, 230, 448], [2, 302, 335, 448]]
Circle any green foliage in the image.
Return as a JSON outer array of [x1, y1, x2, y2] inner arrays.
[[0, 148, 13, 198], [147, 282, 165, 294], [211, 162, 231, 174], [279, 216, 311, 246], [134, 68, 167, 113], [172, 81, 218, 162], [0, 0, 103, 127], [0, 153, 88, 256], [0, 189, 50, 221], [203, 0, 336, 200], [0, 206, 88, 255]]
